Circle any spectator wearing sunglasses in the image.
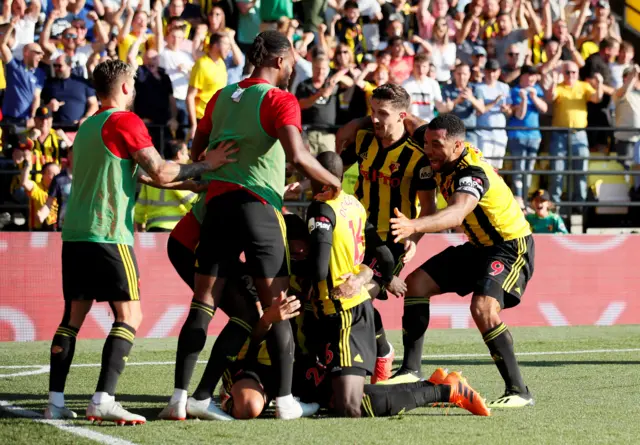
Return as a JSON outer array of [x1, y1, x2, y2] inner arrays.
[[41, 21, 89, 78], [500, 43, 524, 85], [42, 55, 98, 127], [0, 20, 46, 128]]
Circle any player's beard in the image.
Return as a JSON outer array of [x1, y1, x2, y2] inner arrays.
[[126, 88, 137, 111], [277, 66, 292, 90]]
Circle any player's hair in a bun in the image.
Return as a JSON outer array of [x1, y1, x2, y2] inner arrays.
[[248, 31, 291, 68]]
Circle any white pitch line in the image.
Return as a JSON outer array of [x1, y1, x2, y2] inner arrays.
[[420, 348, 640, 359], [0, 400, 139, 445], [1, 348, 639, 376]]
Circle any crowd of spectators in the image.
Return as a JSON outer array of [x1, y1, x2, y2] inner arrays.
[[0, 0, 638, 231]]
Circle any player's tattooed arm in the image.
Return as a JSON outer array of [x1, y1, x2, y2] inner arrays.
[[131, 140, 238, 184]]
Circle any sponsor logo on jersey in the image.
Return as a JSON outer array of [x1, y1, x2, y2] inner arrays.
[[360, 168, 401, 187], [308, 216, 331, 232], [419, 165, 433, 179], [458, 176, 484, 198]]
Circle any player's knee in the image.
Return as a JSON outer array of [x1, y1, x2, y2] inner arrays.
[[115, 303, 143, 330], [405, 269, 438, 298], [470, 296, 500, 323], [335, 397, 362, 418]]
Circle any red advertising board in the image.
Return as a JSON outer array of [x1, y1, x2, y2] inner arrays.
[[1, 233, 639, 342]]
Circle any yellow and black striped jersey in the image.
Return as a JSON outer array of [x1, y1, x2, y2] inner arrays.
[[341, 130, 435, 241], [426, 145, 531, 247], [306, 191, 371, 316]]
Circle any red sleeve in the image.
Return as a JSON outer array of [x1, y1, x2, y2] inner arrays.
[[259, 89, 302, 138], [196, 90, 221, 135], [102, 111, 154, 159]]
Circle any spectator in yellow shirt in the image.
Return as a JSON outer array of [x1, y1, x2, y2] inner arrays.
[[118, 3, 162, 67], [14, 146, 60, 230], [546, 61, 604, 205], [134, 141, 196, 232], [186, 32, 228, 139]]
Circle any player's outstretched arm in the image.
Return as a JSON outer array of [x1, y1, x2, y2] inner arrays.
[[132, 140, 238, 184], [335, 116, 372, 153], [278, 125, 341, 196], [390, 192, 478, 242]]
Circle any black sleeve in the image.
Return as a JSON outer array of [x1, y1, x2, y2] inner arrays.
[[306, 201, 336, 283], [340, 141, 359, 168], [412, 124, 428, 148], [411, 154, 437, 191], [365, 220, 395, 284], [452, 166, 489, 201]]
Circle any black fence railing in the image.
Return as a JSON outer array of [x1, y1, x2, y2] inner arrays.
[[1, 124, 640, 224]]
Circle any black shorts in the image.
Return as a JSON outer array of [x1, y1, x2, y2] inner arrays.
[[196, 190, 289, 279], [363, 231, 405, 299], [421, 236, 535, 309], [62, 241, 140, 302], [319, 300, 376, 375]]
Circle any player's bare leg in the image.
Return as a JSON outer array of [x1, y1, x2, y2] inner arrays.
[[254, 276, 319, 419], [86, 300, 146, 425], [45, 300, 93, 419], [381, 269, 440, 384], [332, 374, 366, 418], [471, 295, 533, 408]]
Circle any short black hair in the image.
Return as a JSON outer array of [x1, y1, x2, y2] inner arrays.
[[209, 32, 225, 47], [344, 0, 359, 10], [316, 151, 344, 181], [284, 213, 308, 242], [427, 114, 466, 139], [248, 31, 291, 67], [388, 36, 404, 47], [371, 83, 411, 111], [164, 140, 185, 160], [92, 59, 136, 98]]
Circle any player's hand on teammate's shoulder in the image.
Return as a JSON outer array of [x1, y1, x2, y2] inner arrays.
[[204, 140, 239, 170], [390, 208, 417, 243], [386, 276, 407, 298], [264, 291, 301, 323], [313, 183, 342, 202]]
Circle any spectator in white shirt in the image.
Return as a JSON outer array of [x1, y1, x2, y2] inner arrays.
[[3, 0, 40, 60], [413, 17, 456, 84], [613, 65, 640, 169], [610, 41, 634, 89], [402, 53, 444, 122], [477, 58, 511, 168], [159, 24, 194, 129]]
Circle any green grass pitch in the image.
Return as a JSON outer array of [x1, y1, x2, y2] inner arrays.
[[1, 325, 639, 445]]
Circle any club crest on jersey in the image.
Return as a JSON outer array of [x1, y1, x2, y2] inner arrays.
[[419, 165, 433, 179], [389, 162, 401, 173], [359, 151, 368, 161]]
